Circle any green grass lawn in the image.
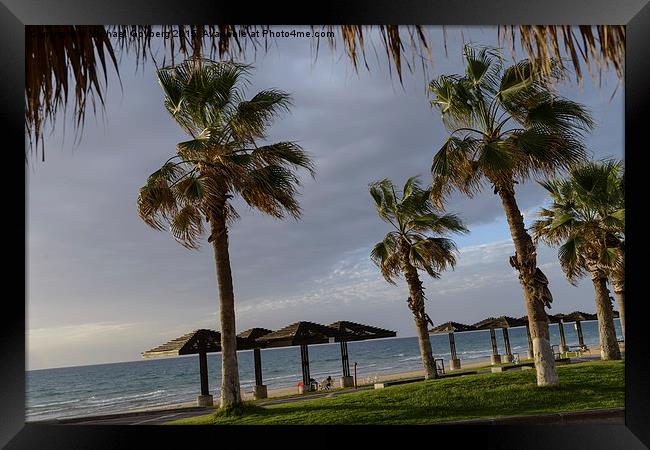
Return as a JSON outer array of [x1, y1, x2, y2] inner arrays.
[[166, 360, 624, 425]]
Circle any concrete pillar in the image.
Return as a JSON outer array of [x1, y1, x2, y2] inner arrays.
[[449, 358, 461, 370], [340, 376, 354, 388], [197, 394, 213, 406], [253, 385, 268, 400]]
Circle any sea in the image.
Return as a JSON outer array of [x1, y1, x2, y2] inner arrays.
[[26, 319, 623, 421]]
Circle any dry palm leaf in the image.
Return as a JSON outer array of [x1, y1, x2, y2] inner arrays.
[[25, 25, 625, 160]]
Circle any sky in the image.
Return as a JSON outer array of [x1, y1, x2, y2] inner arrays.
[[26, 26, 624, 370]]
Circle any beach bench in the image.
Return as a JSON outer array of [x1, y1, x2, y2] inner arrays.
[[491, 362, 535, 373], [564, 345, 591, 357], [491, 357, 572, 373], [373, 371, 477, 389], [435, 358, 445, 375]]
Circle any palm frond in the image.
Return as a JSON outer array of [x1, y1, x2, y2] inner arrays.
[[170, 204, 205, 249], [370, 233, 401, 284], [27, 25, 624, 159]]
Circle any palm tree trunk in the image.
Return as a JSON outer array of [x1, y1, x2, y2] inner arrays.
[[209, 209, 241, 407], [589, 264, 621, 360], [399, 241, 438, 379], [496, 181, 558, 386], [612, 277, 625, 340], [612, 249, 625, 339]]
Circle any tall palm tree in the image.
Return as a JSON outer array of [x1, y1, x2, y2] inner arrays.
[[137, 58, 314, 407], [369, 176, 468, 379], [531, 160, 624, 359], [605, 168, 625, 339], [428, 45, 594, 386]]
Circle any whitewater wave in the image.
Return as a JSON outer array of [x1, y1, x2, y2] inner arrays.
[[30, 399, 81, 408], [87, 389, 166, 405]]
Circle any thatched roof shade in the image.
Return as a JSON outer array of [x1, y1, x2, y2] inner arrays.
[[327, 321, 396, 341], [142, 329, 257, 358], [429, 321, 477, 334], [547, 314, 566, 324], [237, 328, 273, 342], [255, 321, 349, 348], [473, 316, 527, 330], [562, 311, 598, 322]]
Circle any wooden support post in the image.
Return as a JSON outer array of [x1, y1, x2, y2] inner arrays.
[[525, 323, 534, 360], [558, 320, 568, 353], [300, 344, 310, 387], [340, 341, 350, 377], [489, 328, 501, 364], [448, 332, 461, 370], [254, 347, 263, 386], [575, 321, 585, 348], [502, 328, 513, 362], [449, 332, 457, 360], [199, 351, 209, 396]]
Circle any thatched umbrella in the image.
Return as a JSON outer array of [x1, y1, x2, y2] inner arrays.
[[560, 311, 597, 349], [254, 321, 350, 393], [142, 329, 257, 406], [236, 328, 273, 399], [473, 316, 527, 364], [327, 321, 396, 387], [517, 316, 537, 360], [547, 314, 570, 354], [429, 321, 477, 370]]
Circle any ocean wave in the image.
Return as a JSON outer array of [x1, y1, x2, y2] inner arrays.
[[30, 399, 81, 408], [398, 356, 421, 362], [87, 389, 166, 405]]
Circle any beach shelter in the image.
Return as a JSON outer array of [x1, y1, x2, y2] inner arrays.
[[517, 315, 535, 360], [142, 329, 258, 406], [560, 311, 597, 348], [236, 328, 273, 399], [473, 316, 527, 364], [547, 314, 570, 353], [254, 321, 351, 393], [428, 321, 477, 370], [328, 321, 396, 386]]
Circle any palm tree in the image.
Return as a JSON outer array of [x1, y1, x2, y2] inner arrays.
[[531, 160, 624, 359], [428, 45, 594, 386], [369, 176, 468, 379], [605, 168, 625, 339], [137, 58, 314, 407]]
